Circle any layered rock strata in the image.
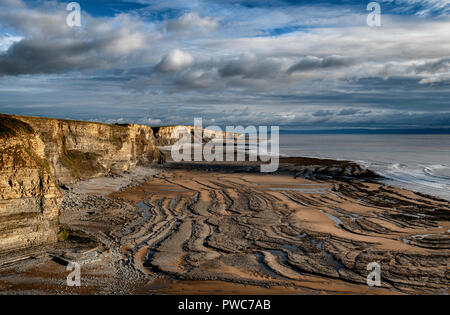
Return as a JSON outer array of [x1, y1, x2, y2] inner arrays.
[[0, 114, 163, 253]]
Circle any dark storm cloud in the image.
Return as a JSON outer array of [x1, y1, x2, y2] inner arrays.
[[312, 110, 333, 117], [288, 55, 355, 73], [337, 108, 364, 116], [219, 55, 283, 79], [0, 38, 104, 75], [174, 69, 221, 90], [0, 2, 155, 76]]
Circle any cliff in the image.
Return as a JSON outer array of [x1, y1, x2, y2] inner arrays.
[[0, 114, 164, 253], [16, 116, 164, 185], [0, 115, 61, 253]]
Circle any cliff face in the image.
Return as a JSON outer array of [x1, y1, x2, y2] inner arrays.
[[0, 114, 164, 253], [17, 116, 164, 185], [0, 116, 61, 253]]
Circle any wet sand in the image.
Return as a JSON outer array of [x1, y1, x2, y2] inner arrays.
[[0, 157, 448, 294]]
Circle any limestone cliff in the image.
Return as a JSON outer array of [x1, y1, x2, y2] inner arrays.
[[17, 116, 164, 185], [0, 114, 164, 253], [0, 115, 61, 253]]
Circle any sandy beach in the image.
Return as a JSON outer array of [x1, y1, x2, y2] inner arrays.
[[0, 156, 448, 295]]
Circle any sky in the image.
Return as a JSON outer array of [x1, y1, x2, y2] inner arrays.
[[0, 0, 449, 130]]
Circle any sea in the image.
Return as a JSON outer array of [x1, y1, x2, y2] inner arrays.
[[279, 134, 450, 201]]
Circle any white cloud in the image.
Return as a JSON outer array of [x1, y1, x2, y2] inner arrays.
[[0, 33, 22, 52], [105, 28, 146, 54], [156, 49, 194, 72]]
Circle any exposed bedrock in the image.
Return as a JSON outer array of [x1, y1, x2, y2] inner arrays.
[[109, 169, 449, 294]]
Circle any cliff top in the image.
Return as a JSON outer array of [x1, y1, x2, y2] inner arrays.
[[1, 113, 133, 129], [0, 114, 34, 139]]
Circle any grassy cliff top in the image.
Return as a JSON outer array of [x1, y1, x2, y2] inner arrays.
[[0, 114, 34, 139], [3, 113, 128, 128]]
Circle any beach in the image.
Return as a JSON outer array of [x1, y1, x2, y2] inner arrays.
[[1, 155, 448, 295]]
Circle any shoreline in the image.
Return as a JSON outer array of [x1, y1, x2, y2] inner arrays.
[[277, 134, 450, 202], [279, 153, 450, 202]]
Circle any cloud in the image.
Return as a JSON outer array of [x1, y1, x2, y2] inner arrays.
[[312, 110, 334, 117], [337, 108, 363, 116], [288, 55, 355, 74], [414, 57, 450, 73], [0, 31, 147, 76], [0, 38, 97, 75], [165, 12, 220, 34], [0, 0, 449, 129], [219, 54, 283, 79], [156, 49, 194, 72], [139, 117, 163, 125], [380, 0, 450, 16], [418, 74, 450, 84], [174, 68, 222, 90], [409, 57, 450, 84], [0, 33, 22, 52], [0, 2, 159, 76], [0, 0, 25, 9]]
